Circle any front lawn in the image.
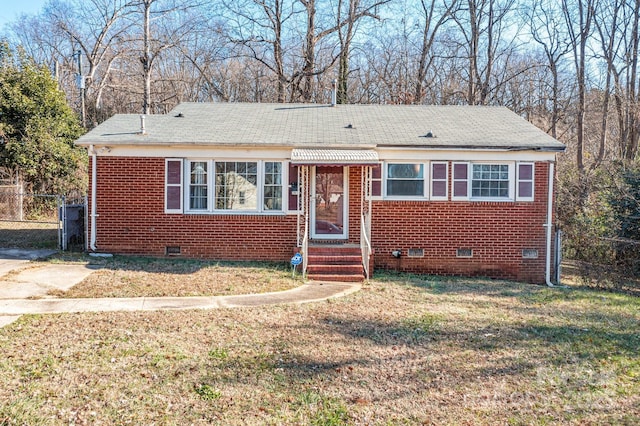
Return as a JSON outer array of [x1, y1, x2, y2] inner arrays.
[[1, 271, 638, 424], [42, 254, 300, 297]]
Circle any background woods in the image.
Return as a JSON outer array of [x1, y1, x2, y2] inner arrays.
[[1, 0, 639, 285]]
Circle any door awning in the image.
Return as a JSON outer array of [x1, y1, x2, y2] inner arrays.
[[290, 148, 379, 165]]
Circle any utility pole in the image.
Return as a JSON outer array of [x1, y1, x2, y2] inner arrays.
[[74, 50, 86, 128]]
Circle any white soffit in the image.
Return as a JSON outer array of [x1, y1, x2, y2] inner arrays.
[[291, 148, 379, 165]]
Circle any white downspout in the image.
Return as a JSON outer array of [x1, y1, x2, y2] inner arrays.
[[545, 161, 555, 287], [89, 144, 98, 251]]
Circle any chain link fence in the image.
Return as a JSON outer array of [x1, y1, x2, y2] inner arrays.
[[0, 183, 85, 250], [563, 235, 640, 294]]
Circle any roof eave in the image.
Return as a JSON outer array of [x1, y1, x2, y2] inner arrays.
[[376, 144, 566, 152]]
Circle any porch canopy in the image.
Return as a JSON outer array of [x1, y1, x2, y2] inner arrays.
[[290, 148, 378, 166]]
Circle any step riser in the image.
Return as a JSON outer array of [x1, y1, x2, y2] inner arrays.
[[307, 274, 364, 283], [308, 256, 362, 264], [307, 265, 364, 274], [307, 248, 361, 256]]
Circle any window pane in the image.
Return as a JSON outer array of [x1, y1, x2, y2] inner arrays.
[[372, 164, 382, 179], [189, 162, 208, 209], [432, 163, 447, 180], [454, 181, 467, 197], [386, 164, 424, 197], [519, 164, 533, 180], [372, 180, 381, 197], [167, 161, 181, 185], [454, 163, 467, 180], [215, 161, 258, 210], [263, 161, 282, 211], [190, 185, 207, 209], [288, 163, 299, 211], [471, 164, 510, 198], [167, 186, 181, 210], [388, 164, 423, 179], [191, 162, 207, 184], [387, 180, 423, 196], [519, 181, 532, 198], [432, 181, 446, 197]]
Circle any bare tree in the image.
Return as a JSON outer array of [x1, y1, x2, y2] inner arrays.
[[562, 0, 595, 172], [413, 0, 459, 104], [452, 0, 519, 105], [526, 0, 570, 139], [48, 0, 134, 125], [335, 0, 389, 104], [223, 0, 300, 103], [597, 0, 640, 161]]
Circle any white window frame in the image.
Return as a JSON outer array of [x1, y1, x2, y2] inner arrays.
[[369, 163, 383, 200], [286, 162, 299, 213], [470, 163, 514, 201], [516, 162, 535, 202], [452, 162, 516, 202], [183, 159, 285, 214], [188, 160, 209, 211], [452, 162, 470, 201], [263, 161, 284, 211], [383, 162, 428, 200], [430, 161, 449, 201], [165, 158, 183, 214]]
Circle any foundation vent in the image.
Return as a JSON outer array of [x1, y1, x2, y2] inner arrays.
[[166, 246, 181, 256], [522, 249, 539, 259], [456, 248, 473, 258], [407, 248, 424, 258]]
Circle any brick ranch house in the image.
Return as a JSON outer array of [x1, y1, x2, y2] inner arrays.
[[75, 102, 565, 284]]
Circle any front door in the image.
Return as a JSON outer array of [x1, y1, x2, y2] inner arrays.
[[311, 166, 348, 240]]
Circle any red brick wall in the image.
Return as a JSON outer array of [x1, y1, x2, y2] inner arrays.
[[89, 157, 297, 260], [89, 157, 555, 283], [369, 162, 553, 283]]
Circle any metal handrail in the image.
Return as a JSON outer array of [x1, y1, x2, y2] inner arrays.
[[361, 211, 372, 279], [302, 232, 309, 278]]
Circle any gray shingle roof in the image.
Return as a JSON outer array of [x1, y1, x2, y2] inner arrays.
[[75, 102, 566, 151]]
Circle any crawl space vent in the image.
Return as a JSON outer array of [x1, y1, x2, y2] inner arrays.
[[166, 246, 181, 256], [522, 249, 539, 259], [407, 248, 424, 258], [456, 248, 473, 258]]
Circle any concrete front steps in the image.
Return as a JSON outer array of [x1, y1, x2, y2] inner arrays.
[[306, 244, 365, 282]]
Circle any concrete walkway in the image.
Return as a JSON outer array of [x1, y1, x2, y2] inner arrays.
[[0, 253, 361, 328]]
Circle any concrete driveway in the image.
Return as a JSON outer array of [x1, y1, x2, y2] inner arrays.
[[0, 248, 57, 276], [0, 248, 96, 327]]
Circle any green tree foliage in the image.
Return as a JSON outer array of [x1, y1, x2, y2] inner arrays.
[[0, 42, 86, 195]]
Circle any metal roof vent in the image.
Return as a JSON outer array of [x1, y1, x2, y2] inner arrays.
[[140, 115, 147, 135], [422, 130, 435, 138], [175, 112, 184, 118], [331, 79, 337, 107], [345, 123, 354, 129]]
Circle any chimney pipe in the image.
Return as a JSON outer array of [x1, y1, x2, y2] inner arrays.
[[331, 79, 337, 107], [140, 115, 146, 135]]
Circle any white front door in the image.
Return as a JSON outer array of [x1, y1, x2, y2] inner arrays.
[[311, 166, 348, 239]]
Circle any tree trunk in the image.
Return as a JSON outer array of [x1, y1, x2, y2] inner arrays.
[[142, 0, 151, 114]]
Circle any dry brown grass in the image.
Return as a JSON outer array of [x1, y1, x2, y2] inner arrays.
[[1, 270, 639, 425], [43, 255, 300, 298], [0, 221, 58, 249]]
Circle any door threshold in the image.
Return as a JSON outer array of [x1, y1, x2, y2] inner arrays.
[[310, 240, 356, 246]]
